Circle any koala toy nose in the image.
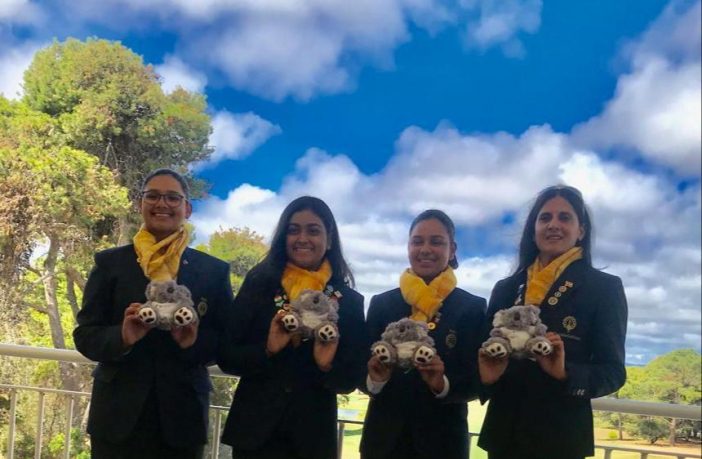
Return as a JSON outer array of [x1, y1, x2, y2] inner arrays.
[[514, 312, 521, 320], [313, 296, 320, 304]]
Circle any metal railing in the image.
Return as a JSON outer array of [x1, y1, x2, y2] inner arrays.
[[2, 343, 701, 459]]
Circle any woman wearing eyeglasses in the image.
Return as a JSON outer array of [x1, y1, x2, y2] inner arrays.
[[218, 196, 367, 459], [477, 185, 628, 459], [74, 169, 234, 458]]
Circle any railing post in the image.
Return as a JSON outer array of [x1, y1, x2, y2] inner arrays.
[[63, 395, 75, 459], [211, 410, 222, 459], [34, 391, 45, 459], [602, 447, 612, 459], [337, 421, 345, 459], [641, 453, 649, 459], [7, 388, 17, 459]]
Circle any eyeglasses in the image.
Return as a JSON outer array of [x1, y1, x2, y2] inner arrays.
[[140, 190, 186, 207]]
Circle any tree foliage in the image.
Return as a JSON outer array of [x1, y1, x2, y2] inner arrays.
[[617, 349, 702, 445], [22, 38, 212, 198], [195, 227, 268, 293]]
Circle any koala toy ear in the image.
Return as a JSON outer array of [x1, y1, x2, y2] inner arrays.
[[525, 305, 540, 321], [492, 310, 505, 327]]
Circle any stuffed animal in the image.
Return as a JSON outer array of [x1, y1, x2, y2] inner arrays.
[[371, 318, 436, 369], [280, 289, 340, 342], [137, 280, 198, 330], [481, 304, 552, 359]]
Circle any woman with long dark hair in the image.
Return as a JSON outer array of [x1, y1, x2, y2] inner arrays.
[[478, 185, 628, 459], [218, 196, 366, 459], [361, 209, 486, 459]]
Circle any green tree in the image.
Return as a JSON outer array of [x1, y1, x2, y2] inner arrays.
[[0, 146, 129, 390], [619, 350, 702, 445], [22, 38, 213, 243], [195, 227, 268, 293]]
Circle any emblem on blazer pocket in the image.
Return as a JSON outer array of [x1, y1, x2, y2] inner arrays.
[[563, 316, 577, 332], [445, 330, 457, 349], [197, 298, 208, 317]]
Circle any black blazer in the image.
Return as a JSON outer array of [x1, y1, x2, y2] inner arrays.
[[478, 259, 628, 458], [73, 244, 233, 447], [360, 287, 486, 459], [218, 265, 367, 459]]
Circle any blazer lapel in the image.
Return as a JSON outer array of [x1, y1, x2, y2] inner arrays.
[[539, 259, 585, 308]]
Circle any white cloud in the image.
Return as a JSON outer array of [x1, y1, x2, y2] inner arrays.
[[195, 111, 281, 168], [0, 43, 42, 99], [0, 0, 43, 23], [460, 0, 542, 57], [193, 118, 700, 359], [572, 0, 701, 175], [34, 0, 542, 100], [155, 55, 207, 93]]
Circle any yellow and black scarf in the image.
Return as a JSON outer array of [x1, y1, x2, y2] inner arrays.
[[133, 226, 189, 281], [525, 247, 582, 306], [281, 259, 333, 300], [400, 268, 457, 322]]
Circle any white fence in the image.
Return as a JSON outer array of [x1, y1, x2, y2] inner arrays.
[[1, 343, 701, 459]]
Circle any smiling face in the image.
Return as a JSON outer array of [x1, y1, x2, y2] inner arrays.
[[285, 209, 329, 271], [140, 174, 191, 241], [534, 196, 585, 265], [408, 218, 456, 283]]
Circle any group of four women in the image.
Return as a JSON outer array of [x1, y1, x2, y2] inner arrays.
[[74, 169, 628, 459]]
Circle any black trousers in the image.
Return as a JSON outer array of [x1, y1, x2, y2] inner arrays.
[[488, 451, 584, 459], [89, 390, 204, 459], [90, 436, 204, 459]]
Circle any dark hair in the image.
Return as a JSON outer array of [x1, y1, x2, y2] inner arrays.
[[141, 168, 190, 198], [259, 196, 354, 287], [514, 185, 593, 274], [409, 209, 459, 269]]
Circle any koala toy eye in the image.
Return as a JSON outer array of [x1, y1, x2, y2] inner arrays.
[[313, 296, 320, 304], [167, 287, 175, 294]]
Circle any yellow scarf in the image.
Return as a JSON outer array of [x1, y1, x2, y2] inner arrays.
[[400, 267, 457, 322], [133, 226, 189, 281], [281, 259, 333, 300], [525, 247, 582, 306]]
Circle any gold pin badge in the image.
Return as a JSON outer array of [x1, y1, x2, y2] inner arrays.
[[554, 291, 562, 298], [197, 299, 208, 316], [558, 286, 567, 293], [445, 332, 457, 349], [563, 316, 577, 332], [565, 281, 574, 288], [427, 322, 437, 330], [547, 297, 558, 306]]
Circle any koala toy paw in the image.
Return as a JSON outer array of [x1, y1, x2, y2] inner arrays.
[[483, 341, 511, 359], [138, 307, 157, 325], [529, 338, 553, 356], [413, 345, 435, 365], [281, 313, 300, 332], [173, 307, 195, 327], [315, 323, 339, 342], [371, 342, 397, 365]]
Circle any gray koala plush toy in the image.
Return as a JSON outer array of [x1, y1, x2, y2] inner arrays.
[[280, 289, 340, 342], [481, 304, 552, 359], [137, 280, 198, 330], [371, 318, 436, 369]]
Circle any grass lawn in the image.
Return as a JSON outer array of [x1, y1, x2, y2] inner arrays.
[[338, 391, 702, 459], [338, 392, 490, 459]]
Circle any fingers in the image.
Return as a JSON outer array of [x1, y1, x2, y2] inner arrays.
[[416, 355, 444, 373], [124, 303, 142, 318]]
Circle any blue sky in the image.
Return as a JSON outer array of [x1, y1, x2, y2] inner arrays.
[[1, 0, 700, 364]]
